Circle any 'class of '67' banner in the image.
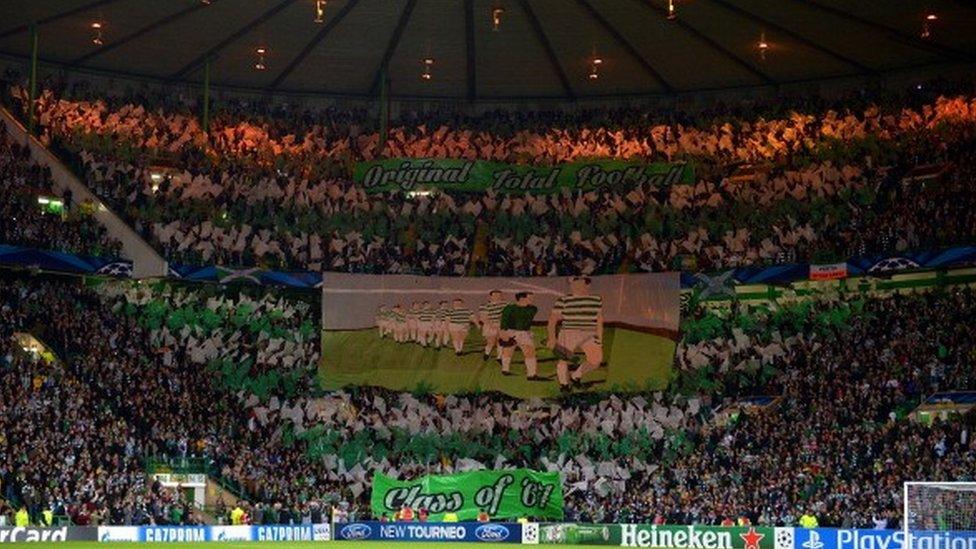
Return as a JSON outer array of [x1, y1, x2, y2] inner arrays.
[[371, 469, 564, 521]]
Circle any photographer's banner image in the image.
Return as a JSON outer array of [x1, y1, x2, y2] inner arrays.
[[371, 469, 563, 521], [321, 273, 679, 397]]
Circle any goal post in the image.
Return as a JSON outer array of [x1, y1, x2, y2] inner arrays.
[[904, 482, 976, 549]]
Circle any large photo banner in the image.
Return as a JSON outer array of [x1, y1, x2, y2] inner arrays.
[[353, 158, 693, 193], [371, 469, 563, 521], [321, 273, 679, 397]]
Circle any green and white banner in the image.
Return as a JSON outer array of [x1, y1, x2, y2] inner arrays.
[[371, 469, 563, 521], [353, 158, 693, 193]]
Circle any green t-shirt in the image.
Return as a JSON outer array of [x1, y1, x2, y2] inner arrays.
[[500, 304, 538, 331]]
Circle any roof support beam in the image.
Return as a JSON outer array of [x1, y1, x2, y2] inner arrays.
[[269, 0, 362, 90], [0, 0, 122, 40], [70, 1, 214, 67], [464, 0, 476, 100], [707, 0, 875, 75], [576, 0, 674, 93], [369, 0, 419, 95], [797, 0, 973, 62], [517, 0, 574, 99], [634, 0, 775, 87], [170, 0, 299, 80]]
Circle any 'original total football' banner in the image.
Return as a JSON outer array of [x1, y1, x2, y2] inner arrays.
[[353, 158, 694, 193], [371, 469, 563, 521], [321, 273, 679, 398]]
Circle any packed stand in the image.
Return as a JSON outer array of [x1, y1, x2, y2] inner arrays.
[[2, 269, 975, 527], [103, 281, 320, 400], [0, 276, 194, 526], [222, 286, 976, 527], [0, 125, 121, 258], [8, 79, 976, 274]]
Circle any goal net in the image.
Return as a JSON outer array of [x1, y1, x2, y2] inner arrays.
[[904, 482, 976, 549]]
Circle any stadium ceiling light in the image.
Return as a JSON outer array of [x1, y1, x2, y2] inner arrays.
[[201, 0, 212, 5], [589, 57, 602, 80], [315, 0, 327, 23], [421, 58, 434, 80], [255, 47, 268, 70], [757, 31, 769, 61], [491, 6, 505, 31], [667, 0, 677, 21], [90, 21, 104, 46], [921, 13, 937, 38]]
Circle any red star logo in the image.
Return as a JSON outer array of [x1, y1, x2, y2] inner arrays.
[[740, 527, 765, 549]]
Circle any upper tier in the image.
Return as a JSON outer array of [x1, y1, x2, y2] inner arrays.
[[8, 78, 974, 275]]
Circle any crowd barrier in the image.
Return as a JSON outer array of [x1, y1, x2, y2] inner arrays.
[[3, 524, 975, 545]]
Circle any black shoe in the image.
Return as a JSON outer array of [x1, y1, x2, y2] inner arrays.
[[526, 375, 546, 382], [483, 353, 490, 361], [559, 384, 572, 394], [571, 377, 583, 388], [455, 351, 462, 356], [501, 371, 512, 376]]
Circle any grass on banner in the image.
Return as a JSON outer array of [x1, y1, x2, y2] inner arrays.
[[321, 326, 675, 398]]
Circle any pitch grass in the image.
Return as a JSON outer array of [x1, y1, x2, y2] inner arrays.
[[0, 544, 600, 549], [321, 326, 676, 398]]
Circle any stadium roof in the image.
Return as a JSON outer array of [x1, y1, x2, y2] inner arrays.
[[0, 0, 974, 101]]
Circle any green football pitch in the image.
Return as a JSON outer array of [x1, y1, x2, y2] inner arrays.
[[321, 326, 676, 398], [4, 541, 600, 549]]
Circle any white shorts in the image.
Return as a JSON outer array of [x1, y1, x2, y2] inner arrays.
[[419, 321, 435, 332], [503, 330, 534, 347], [558, 329, 600, 352], [482, 325, 500, 340]]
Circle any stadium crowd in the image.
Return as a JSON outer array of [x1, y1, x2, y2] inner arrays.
[[0, 273, 341, 526], [0, 124, 121, 258], [1, 269, 974, 528], [5, 78, 975, 274], [1, 73, 975, 529]]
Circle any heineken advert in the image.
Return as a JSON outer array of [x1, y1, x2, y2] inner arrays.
[[535, 524, 788, 549]]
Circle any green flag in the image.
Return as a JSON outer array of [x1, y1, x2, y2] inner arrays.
[[371, 469, 563, 521]]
